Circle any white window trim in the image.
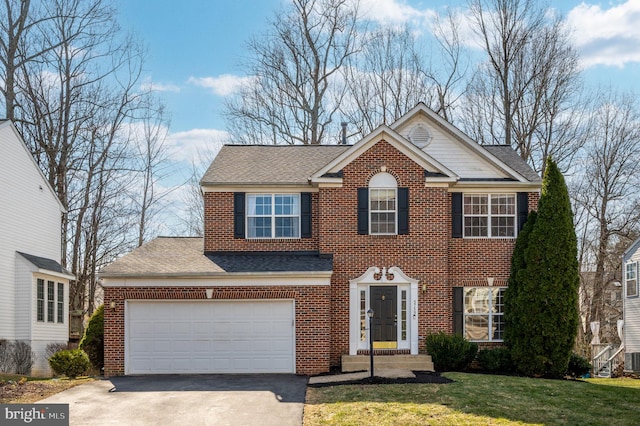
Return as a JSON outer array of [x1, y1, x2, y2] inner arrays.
[[36, 276, 65, 324], [369, 172, 398, 236], [369, 188, 398, 235], [37, 278, 45, 322], [463, 287, 505, 342], [348, 267, 419, 355], [626, 261, 638, 298], [246, 193, 301, 239], [463, 193, 516, 238]]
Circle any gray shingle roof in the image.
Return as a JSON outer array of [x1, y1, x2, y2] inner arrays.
[[99, 237, 333, 277], [206, 252, 333, 273], [99, 237, 222, 276], [482, 145, 541, 182], [17, 252, 71, 275], [200, 145, 350, 186]]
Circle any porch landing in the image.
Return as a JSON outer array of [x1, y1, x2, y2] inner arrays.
[[341, 354, 434, 373]]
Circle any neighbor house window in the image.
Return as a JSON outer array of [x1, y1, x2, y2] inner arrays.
[[626, 262, 638, 298], [369, 173, 397, 235], [57, 283, 64, 323], [463, 287, 505, 342], [37, 279, 44, 322], [463, 194, 516, 237], [47, 281, 55, 323], [246, 194, 300, 238]]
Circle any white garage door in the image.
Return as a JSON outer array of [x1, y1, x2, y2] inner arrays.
[[126, 300, 295, 374]]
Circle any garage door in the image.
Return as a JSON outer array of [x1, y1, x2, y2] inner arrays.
[[126, 300, 295, 374]]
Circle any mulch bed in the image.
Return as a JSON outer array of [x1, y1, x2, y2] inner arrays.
[[307, 371, 454, 387]]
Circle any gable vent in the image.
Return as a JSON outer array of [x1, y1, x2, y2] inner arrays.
[[408, 124, 432, 149]]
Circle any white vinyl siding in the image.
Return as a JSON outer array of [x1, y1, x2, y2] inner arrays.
[[624, 248, 640, 353], [396, 117, 508, 179], [0, 123, 64, 343]]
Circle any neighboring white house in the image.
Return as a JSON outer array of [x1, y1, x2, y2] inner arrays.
[[0, 120, 73, 376], [622, 237, 640, 373]]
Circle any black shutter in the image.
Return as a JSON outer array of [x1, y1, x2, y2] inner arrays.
[[398, 187, 409, 235], [452, 192, 463, 238], [357, 188, 368, 235], [453, 287, 464, 336], [233, 192, 245, 238], [517, 192, 529, 232], [301, 192, 312, 238]]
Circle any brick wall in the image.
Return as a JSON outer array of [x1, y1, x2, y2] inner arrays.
[[105, 138, 539, 375], [203, 192, 320, 252], [318, 141, 453, 364], [103, 284, 330, 376]]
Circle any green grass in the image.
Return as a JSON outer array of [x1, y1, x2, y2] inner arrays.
[[304, 373, 640, 425]]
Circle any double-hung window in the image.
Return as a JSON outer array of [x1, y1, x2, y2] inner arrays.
[[47, 281, 55, 323], [626, 262, 638, 298], [37, 279, 45, 322], [370, 189, 397, 234], [57, 282, 64, 323], [463, 194, 516, 237], [247, 194, 300, 238], [463, 287, 505, 342]]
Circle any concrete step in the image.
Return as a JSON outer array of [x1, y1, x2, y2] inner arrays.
[[341, 354, 434, 373]]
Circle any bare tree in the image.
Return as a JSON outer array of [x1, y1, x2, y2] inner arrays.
[[462, 0, 583, 174], [571, 90, 640, 346], [425, 8, 469, 122], [341, 26, 431, 136], [129, 98, 172, 247], [12, 0, 159, 319], [224, 0, 360, 145]]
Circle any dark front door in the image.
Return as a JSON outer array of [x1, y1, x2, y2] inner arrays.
[[371, 286, 397, 348]]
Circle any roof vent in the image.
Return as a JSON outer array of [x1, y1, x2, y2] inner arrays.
[[408, 124, 432, 149]]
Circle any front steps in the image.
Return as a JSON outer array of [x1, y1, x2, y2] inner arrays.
[[341, 354, 434, 373]]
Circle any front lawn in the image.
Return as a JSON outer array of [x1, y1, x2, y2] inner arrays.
[[0, 374, 92, 403], [304, 372, 640, 425]]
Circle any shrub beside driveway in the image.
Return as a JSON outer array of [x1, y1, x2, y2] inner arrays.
[[304, 372, 640, 426], [0, 374, 92, 403]]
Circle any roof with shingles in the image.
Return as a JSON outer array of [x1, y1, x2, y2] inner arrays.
[[99, 237, 333, 277], [482, 145, 540, 182], [200, 144, 350, 186], [206, 252, 333, 273], [99, 237, 222, 276], [201, 143, 539, 186], [17, 252, 71, 275]]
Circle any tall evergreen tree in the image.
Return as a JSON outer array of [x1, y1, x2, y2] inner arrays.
[[504, 210, 536, 363], [507, 157, 579, 377]]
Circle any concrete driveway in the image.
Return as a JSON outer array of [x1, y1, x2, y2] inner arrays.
[[38, 374, 308, 426]]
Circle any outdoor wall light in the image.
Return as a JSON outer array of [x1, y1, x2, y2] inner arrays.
[[109, 301, 116, 310], [422, 284, 426, 292]]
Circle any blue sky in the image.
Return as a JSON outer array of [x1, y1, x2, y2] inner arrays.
[[117, 0, 640, 232]]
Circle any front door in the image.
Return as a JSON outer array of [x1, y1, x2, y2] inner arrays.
[[371, 286, 397, 348]]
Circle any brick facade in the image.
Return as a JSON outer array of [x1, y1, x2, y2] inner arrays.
[[103, 284, 330, 376], [103, 127, 540, 376], [194, 140, 535, 370]]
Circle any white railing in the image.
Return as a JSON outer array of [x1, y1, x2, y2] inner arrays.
[[592, 344, 624, 378]]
